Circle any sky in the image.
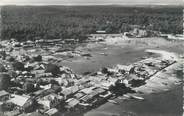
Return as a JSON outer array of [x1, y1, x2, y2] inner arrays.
[[0, 0, 183, 5]]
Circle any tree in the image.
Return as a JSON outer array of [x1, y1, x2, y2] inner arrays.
[[23, 82, 35, 93], [8, 70, 17, 78], [109, 79, 134, 96], [12, 61, 25, 71], [0, 73, 11, 90], [121, 23, 131, 32], [1, 102, 15, 112], [6, 56, 15, 62], [45, 63, 60, 76], [1, 6, 182, 40], [129, 66, 135, 74], [0, 51, 6, 60], [33, 55, 42, 62], [0, 64, 7, 72]]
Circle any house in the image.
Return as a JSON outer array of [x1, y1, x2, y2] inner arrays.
[[99, 91, 112, 99], [132, 28, 148, 38], [100, 81, 113, 90], [40, 84, 52, 90], [79, 87, 102, 104], [36, 73, 53, 78], [96, 30, 106, 34], [60, 89, 73, 99], [0, 90, 9, 101], [115, 64, 132, 72], [77, 78, 90, 85], [88, 91, 99, 99], [60, 86, 80, 99], [108, 78, 118, 85], [74, 92, 85, 99], [33, 89, 55, 99], [80, 86, 96, 95], [38, 93, 61, 109], [65, 98, 80, 109], [52, 78, 63, 85], [70, 86, 80, 94], [64, 39, 76, 44], [88, 34, 123, 41], [8, 94, 34, 112], [80, 94, 93, 103], [32, 90, 45, 97], [93, 88, 106, 95]]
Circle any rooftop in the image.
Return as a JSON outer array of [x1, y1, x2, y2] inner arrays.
[[0, 90, 9, 97], [8, 94, 30, 107], [66, 98, 80, 108]]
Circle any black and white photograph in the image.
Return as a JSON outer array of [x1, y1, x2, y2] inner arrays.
[[0, 0, 183, 116]]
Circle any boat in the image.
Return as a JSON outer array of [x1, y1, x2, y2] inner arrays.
[[163, 89, 169, 92], [117, 96, 128, 100], [131, 95, 144, 100], [99, 53, 108, 56], [107, 100, 119, 104], [123, 94, 131, 99], [78, 103, 92, 107], [117, 97, 124, 100], [141, 56, 148, 59]]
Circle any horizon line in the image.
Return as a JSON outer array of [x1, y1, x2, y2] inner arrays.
[[0, 2, 183, 6], [0, 4, 183, 7]]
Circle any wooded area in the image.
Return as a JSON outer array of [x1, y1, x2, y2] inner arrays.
[[1, 5, 183, 41]]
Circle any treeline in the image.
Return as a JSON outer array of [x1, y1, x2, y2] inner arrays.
[[1, 5, 183, 41]]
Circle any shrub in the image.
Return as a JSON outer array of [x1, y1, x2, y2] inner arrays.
[[12, 61, 25, 71], [45, 63, 60, 75]]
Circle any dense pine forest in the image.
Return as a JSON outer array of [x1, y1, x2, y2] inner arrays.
[[1, 5, 183, 41]]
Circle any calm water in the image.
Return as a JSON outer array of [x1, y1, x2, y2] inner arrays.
[[60, 44, 157, 74]]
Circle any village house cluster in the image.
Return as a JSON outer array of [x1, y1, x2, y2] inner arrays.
[[0, 39, 176, 116], [88, 26, 161, 42]]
